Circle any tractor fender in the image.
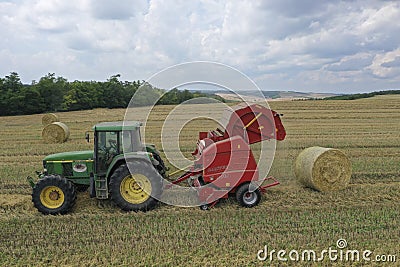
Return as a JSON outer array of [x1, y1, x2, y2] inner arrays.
[[144, 143, 159, 155]]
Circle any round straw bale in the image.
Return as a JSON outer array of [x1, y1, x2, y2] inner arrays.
[[294, 146, 351, 192], [42, 122, 70, 143], [42, 113, 59, 126]]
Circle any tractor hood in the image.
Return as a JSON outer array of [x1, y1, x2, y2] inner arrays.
[[44, 150, 94, 162]]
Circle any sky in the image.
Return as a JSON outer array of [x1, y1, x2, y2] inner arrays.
[[0, 0, 399, 93]]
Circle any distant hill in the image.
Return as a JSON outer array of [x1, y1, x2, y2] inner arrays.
[[324, 90, 400, 100], [189, 89, 400, 102], [197, 90, 339, 101]]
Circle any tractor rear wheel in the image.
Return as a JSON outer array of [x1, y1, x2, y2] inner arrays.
[[109, 161, 162, 212], [32, 175, 77, 215], [236, 183, 261, 208]]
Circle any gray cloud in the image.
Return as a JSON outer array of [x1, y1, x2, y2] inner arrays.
[[381, 56, 400, 68], [66, 34, 93, 51], [259, 0, 334, 18], [90, 0, 147, 20], [325, 53, 374, 72]]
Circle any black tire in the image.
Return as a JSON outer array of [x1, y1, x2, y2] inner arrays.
[[75, 184, 89, 192], [235, 183, 261, 208], [109, 161, 163, 212], [32, 175, 77, 215], [152, 152, 167, 178]]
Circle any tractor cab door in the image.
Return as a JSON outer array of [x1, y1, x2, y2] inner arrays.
[[95, 131, 121, 175], [94, 129, 143, 175]]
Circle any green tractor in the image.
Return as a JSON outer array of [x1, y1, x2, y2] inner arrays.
[[28, 121, 166, 215]]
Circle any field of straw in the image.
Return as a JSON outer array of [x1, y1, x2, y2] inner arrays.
[[0, 95, 399, 266]]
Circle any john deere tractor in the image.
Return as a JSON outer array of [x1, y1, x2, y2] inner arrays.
[[28, 121, 166, 215]]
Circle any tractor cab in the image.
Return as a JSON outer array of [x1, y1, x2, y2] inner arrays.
[[90, 121, 165, 200], [92, 121, 143, 175]]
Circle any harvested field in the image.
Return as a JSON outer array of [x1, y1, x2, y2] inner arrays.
[[0, 95, 399, 266]]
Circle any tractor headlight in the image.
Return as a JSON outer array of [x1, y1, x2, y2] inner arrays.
[[42, 161, 48, 174], [137, 151, 158, 164], [149, 153, 160, 165], [147, 152, 160, 165]]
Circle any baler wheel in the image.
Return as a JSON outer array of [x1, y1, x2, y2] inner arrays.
[[236, 183, 261, 208], [32, 175, 76, 215], [199, 204, 209, 211]]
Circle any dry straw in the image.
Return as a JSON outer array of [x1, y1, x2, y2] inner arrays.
[[42, 113, 59, 126], [42, 122, 70, 143], [294, 146, 351, 192]]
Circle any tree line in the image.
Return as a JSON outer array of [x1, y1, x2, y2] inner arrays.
[[324, 90, 400, 100], [0, 72, 224, 116]]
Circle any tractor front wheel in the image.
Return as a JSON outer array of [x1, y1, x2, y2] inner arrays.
[[32, 175, 77, 215], [109, 162, 162, 212], [236, 183, 261, 208]]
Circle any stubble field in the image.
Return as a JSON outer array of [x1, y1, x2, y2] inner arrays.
[[0, 95, 399, 266]]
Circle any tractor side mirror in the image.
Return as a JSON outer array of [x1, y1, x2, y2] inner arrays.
[[85, 131, 91, 143]]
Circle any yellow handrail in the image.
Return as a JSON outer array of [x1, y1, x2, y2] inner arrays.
[[243, 113, 261, 129]]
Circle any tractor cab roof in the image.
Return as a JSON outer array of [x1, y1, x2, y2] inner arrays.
[[93, 121, 142, 131]]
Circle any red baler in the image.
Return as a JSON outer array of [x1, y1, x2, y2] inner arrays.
[[168, 104, 286, 209]]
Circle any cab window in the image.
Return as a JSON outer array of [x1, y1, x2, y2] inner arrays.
[[97, 131, 119, 173]]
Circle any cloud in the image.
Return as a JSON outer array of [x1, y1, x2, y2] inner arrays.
[[0, 0, 399, 93], [260, 0, 332, 18], [381, 56, 400, 68], [90, 0, 147, 20], [325, 53, 374, 72], [368, 48, 400, 79]]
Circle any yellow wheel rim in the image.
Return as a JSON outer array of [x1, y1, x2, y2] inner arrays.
[[40, 186, 65, 209], [120, 174, 152, 204]]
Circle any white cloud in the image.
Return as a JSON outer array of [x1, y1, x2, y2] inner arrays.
[[368, 48, 400, 79], [357, 3, 400, 34], [0, 0, 399, 92]]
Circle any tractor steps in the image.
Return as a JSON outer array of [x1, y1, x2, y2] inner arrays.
[[95, 178, 108, 199]]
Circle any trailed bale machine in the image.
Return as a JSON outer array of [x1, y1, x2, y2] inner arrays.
[[28, 104, 285, 214], [166, 104, 286, 209]]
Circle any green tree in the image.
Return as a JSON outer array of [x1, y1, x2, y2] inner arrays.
[[131, 82, 162, 107], [63, 81, 100, 111], [178, 89, 194, 103], [0, 77, 7, 115], [1, 72, 25, 115], [20, 86, 45, 114], [4, 72, 22, 93], [35, 73, 68, 112], [100, 75, 139, 108]]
